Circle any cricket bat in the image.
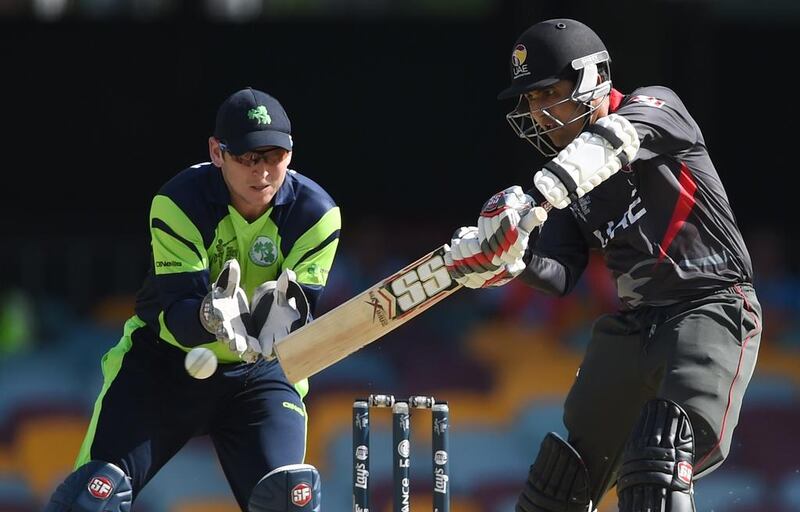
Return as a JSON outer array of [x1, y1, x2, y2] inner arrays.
[[273, 245, 461, 383]]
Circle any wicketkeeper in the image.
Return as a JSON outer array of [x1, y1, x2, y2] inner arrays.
[[44, 87, 340, 511]]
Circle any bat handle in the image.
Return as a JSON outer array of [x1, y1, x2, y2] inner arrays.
[[520, 199, 553, 215], [516, 200, 551, 233]]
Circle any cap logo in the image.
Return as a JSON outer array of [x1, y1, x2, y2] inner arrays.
[[511, 44, 530, 79], [248, 105, 272, 125]]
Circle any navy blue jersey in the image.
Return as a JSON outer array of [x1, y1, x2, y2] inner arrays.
[[529, 88, 752, 309], [133, 163, 341, 361]]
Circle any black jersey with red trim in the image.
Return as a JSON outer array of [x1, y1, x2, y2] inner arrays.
[[528, 87, 752, 309]]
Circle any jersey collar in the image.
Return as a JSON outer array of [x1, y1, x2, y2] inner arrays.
[[609, 88, 624, 113], [272, 170, 296, 207]]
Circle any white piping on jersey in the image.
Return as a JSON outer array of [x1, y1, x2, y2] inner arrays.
[[678, 252, 729, 271]]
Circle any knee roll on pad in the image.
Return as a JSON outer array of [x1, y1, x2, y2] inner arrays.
[[516, 432, 592, 512], [617, 399, 696, 512], [43, 460, 132, 512], [249, 463, 321, 512]]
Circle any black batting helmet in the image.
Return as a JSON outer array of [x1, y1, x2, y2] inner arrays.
[[500, 19, 612, 157], [498, 18, 610, 100]]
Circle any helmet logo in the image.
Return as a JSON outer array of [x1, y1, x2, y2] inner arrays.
[[511, 44, 530, 79]]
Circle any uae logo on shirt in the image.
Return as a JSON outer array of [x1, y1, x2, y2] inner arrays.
[[250, 236, 277, 266]]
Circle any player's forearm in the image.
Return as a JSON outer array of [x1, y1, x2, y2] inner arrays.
[[165, 298, 217, 347], [518, 252, 570, 296]]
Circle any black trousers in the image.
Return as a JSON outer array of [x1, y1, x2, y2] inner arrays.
[[563, 284, 761, 505]]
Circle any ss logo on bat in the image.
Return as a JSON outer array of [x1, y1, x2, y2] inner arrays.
[[389, 253, 454, 313]]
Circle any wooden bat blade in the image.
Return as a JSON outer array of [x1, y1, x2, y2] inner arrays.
[[274, 245, 461, 383]]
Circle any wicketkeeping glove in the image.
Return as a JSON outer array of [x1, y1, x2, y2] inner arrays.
[[200, 259, 260, 360], [477, 185, 548, 266], [250, 269, 310, 360]]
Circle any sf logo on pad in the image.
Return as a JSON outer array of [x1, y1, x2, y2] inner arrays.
[[87, 476, 114, 499], [291, 482, 312, 507]]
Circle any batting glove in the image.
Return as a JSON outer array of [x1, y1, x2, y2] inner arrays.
[[477, 185, 547, 266], [444, 226, 526, 288], [200, 259, 260, 360]]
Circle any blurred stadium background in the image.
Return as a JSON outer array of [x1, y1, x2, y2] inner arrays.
[[2, 0, 799, 511]]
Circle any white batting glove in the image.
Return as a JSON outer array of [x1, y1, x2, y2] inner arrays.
[[250, 269, 310, 361], [477, 186, 547, 266], [444, 226, 500, 289], [444, 226, 531, 288], [200, 259, 260, 360]]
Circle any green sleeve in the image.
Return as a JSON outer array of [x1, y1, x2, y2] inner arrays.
[[283, 206, 341, 286], [150, 194, 208, 273]]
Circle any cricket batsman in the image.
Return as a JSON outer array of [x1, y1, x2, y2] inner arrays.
[[446, 18, 762, 512]]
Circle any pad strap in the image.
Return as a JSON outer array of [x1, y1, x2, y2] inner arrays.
[[585, 122, 630, 166], [542, 160, 580, 205], [585, 122, 624, 150]]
